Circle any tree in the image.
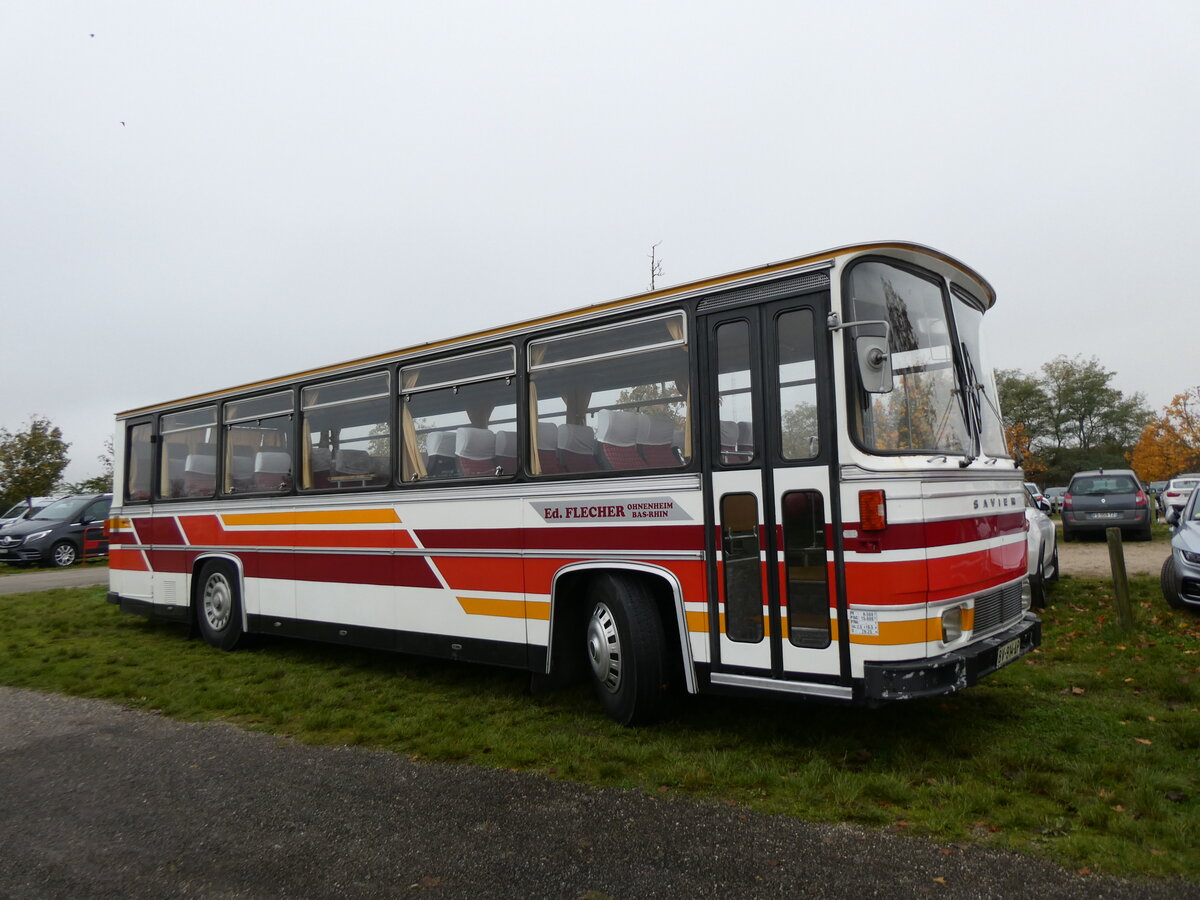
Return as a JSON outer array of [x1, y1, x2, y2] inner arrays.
[[0, 416, 70, 506], [1040, 355, 1150, 451], [61, 437, 114, 494], [995, 368, 1050, 449], [1127, 389, 1200, 480]]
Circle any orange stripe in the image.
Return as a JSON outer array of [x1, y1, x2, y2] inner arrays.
[[456, 597, 550, 620], [223, 509, 401, 527]]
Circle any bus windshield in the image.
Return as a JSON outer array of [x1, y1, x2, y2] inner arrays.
[[950, 285, 1008, 458], [847, 260, 969, 455]]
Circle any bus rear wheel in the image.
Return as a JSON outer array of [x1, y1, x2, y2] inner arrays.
[[196, 561, 245, 651], [585, 574, 666, 726]]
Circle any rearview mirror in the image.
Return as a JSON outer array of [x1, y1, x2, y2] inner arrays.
[[855, 336, 893, 394]]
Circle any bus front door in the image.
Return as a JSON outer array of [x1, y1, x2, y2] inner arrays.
[[701, 296, 849, 700]]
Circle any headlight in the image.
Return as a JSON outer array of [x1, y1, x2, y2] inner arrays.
[[23, 530, 52, 543], [941, 606, 963, 643], [1021, 580, 1033, 611], [1182, 549, 1200, 565]]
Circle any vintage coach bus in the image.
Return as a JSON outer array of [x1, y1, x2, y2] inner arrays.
[[108, 242, 1039, 724]]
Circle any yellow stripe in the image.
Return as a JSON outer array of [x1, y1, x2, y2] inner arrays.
[[457, 597, 550, 621], [222, 509, 401, 526]]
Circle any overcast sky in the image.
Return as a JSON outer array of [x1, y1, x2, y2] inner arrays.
[[4, 2, 1198, 483]]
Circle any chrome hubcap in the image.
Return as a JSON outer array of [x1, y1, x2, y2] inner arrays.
[[203, 573, 232, 631], [586, 602, 621, 693], [54, 545, 75, 566]]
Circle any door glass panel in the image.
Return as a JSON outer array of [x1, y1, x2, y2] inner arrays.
[[781, 490, 830, 648], [721, 493, 763, 643], [715, 320, 754, 465], [777, 309, 820, 460]]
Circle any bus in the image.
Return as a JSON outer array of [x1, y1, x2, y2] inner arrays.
[[107, 241, 1039, 724]]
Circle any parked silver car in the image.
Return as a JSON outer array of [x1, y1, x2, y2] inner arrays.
[[1042, 486, 1067, 514], [1062, 469, 1152, 542], [1162, 487, 1200, 612]]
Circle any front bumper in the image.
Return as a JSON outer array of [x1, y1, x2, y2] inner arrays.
[[0, 545, 45, 563], [863, 613, 1041, 701], [1168, 550, 1200, 609]]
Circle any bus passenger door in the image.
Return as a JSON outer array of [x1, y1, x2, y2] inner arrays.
[[701, 295, 846, 698]]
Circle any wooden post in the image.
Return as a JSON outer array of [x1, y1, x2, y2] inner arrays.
[[1106, 527, 1135, 632]]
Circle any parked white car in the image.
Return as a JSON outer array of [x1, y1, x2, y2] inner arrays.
[[1160, 475, 1200, 517], [0, 496, 61, 530], [1025, 485, 1058, 607]]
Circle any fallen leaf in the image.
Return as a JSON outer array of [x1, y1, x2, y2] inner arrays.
[[932, 877, 947, 885], [1134, 737, 1152, 745]]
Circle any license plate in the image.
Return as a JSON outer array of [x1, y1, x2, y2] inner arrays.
[[996, 638, 1021, 667], [1090, 512, 1121, 519]]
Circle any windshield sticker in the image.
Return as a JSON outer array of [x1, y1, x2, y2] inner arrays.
[[532, 498, 692, 522]]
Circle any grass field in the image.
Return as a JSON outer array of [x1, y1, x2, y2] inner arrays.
[[1, 575, 1197, 881]]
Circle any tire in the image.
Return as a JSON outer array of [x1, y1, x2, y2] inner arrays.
[[1046, 546, 1060, 584], [196, 561, 245, 650], [1062, 527, 1074, 543], [1138, 522, 1153, 542], [49, 541, 78, 568], [1161, 555, 1185, 611], [1030, 559, 1047, 609], [584, 574, 667, 726]]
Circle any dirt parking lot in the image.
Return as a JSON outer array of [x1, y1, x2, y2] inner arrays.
[[1058, 533, 1169, 578]]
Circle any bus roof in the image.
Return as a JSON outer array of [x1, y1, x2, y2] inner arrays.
[[117, 240, 993, 418]]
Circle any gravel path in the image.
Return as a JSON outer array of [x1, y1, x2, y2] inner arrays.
[[1058, 536, 1169, 578], [1, 687, 1195, 899]]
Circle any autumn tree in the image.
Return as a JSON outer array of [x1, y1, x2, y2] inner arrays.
[[1127, 389, 1200, 481], [0, 416, 70, 506]]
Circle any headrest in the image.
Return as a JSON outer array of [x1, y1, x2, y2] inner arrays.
[[595, 409, 639, 448], [537, 422, 559, 450], [456, 427, 496, 461], [636, 414, 675, 446], [495, 430, 518, 458], [184, 453, 216, 475], [557, 423, 595, 454], [426, 431, 457, 458], [255, 451, 291, 474]]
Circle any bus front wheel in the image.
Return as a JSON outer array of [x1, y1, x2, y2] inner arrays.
[[196, 562, 245, 651], [584, 575, 666, 726]]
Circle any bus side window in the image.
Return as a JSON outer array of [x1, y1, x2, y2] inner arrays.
[[125, 422, 153, 502], [301, 373, 391, 491], [528, 313, 690, 476]]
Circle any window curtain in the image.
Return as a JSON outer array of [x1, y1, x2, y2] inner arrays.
[[401, 370, 427, 481], [527, 345, 546, 474], [665, 318, 692, 459]]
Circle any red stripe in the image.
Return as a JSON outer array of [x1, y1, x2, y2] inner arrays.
[[415, 524, 705, 552], [843, 512, 1024, 553]]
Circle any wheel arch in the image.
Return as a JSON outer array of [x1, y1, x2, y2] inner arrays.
[[546, 561, 696, 695], [191, 553, 248, 634]]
